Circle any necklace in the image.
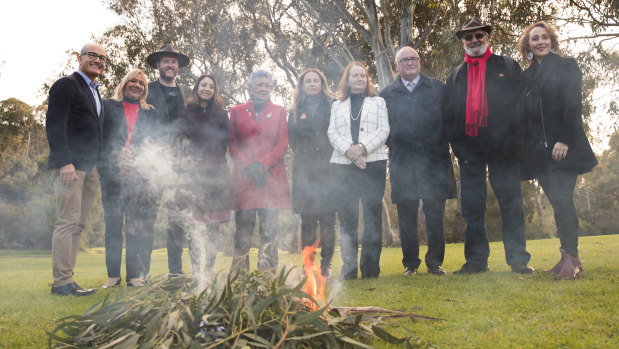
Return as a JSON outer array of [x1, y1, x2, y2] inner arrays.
[[350, 104, 363, 121]]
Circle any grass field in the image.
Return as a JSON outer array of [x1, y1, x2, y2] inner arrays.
[[1, 235, 617, 348]]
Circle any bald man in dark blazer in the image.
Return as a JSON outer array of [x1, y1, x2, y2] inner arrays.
[[46, 42, 106, 296]]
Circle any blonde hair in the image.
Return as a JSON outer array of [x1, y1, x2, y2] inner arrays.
[[111, 69, 153, 110], [518, 21, 563, 64]]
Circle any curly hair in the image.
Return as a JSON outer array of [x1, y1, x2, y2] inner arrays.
[[518, 21, 563, 64]]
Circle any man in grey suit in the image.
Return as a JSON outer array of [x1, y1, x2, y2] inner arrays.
[[46, 42, 107, 296], [145, 44, 191, 277]]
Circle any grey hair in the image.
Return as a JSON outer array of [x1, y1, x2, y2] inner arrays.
[[247, 69, 273, 95]]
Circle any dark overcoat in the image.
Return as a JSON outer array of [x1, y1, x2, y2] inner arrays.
[[444, 54, 523, 164], [520, 53, 597, 179], [288, 95, 336, 214], [46, 72, 105, 171], [98, 99, 163, 180], [380, 74, 456, 202], [229, 100, 291, 210], [174, 105, 235, 212]]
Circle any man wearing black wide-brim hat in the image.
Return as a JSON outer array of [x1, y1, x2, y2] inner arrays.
[[146, 44, 191, 125], [444, 18, 534, 275], [145, 44, 192, 277]]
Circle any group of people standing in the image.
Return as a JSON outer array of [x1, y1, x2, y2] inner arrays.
[[46, 17, 596, 296]]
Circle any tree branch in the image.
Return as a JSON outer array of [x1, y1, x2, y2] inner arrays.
[[412, 0, 444, 48]]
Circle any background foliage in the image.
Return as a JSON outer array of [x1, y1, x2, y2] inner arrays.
[[1, 0, 617, 249]]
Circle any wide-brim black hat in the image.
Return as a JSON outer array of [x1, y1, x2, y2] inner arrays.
[[146, 44, 190, 68], [456, 18, 492, 39]]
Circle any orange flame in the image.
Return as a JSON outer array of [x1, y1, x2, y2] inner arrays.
[[301, 235, 327, 311]]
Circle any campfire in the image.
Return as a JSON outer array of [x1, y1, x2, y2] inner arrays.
[[301, 238, 327, 311], [50, 261, 438, 347]]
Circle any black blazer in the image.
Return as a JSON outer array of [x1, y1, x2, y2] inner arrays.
[[381, 74, 456, 202], [444, 54, 523, 164], [46, 72, 104, 171], [98, 99, 162, 180], [520, 53, 597, 178]]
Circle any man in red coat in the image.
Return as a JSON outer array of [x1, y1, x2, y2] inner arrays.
[[229, 70, 291, 275]]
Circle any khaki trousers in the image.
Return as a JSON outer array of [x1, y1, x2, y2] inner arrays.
[[50, 167, 99, 287]]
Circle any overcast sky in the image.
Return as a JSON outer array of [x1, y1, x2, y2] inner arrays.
[[0, 0, 119, 105]]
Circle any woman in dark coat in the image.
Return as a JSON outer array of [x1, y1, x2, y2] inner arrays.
[[518, 22, 597, 279], [99, 69, 163, 287], [174, 74, 235, 282], [288, 68, 336, 277]]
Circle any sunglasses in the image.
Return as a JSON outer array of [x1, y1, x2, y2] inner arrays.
[[463, 33, 486, 42]]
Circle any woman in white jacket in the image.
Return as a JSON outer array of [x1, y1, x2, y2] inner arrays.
[[328, 61, 389, 279]]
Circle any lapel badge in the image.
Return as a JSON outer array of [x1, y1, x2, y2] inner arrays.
[[266, 112, 272, 119], [300, 113, 307, 120]]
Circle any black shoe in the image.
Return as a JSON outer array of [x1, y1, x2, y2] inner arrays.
[[403, 267, 418, 276], [453, 263, 489, 275], [428, 266, 447, 275], [51, 282, 95, 296], [511, 263, 534, 274], [72, 282, 96, 292]]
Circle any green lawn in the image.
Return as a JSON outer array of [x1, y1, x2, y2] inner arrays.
[[1, 235, 617, 348]]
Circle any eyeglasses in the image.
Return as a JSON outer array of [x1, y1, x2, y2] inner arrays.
[[82, 52, 107, 63], [463, 33, 486, 42], [398, 57, 420, 64]]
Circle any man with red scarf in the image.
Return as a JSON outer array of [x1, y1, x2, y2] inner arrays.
[[444, 18, 533, 274]]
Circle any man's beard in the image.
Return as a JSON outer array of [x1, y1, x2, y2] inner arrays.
[[160, 69, 177, 83], [466, 43, 488, 57]]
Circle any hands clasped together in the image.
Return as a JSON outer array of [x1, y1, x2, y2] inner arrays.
[[346, 143, 366, 169]]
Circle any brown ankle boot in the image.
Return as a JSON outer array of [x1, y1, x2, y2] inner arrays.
[[556, 253, 581, 280], [572, 256, 583, 273], [545, 252, 566, 273]]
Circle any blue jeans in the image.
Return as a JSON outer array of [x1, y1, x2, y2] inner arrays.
[[459, 160, 530, 266]]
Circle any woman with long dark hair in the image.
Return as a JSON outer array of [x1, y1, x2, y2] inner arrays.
[[289, 68, 336, 277], [99, 69, 162, 288], [174, 74, 235, 282], [517, 22, 597, 279], [328, 62, 389, 279]]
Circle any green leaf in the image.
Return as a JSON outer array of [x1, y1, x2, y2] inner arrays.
[[371, 325, 406, 344]]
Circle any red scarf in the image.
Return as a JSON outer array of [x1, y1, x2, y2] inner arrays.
[[464, 46, 492, 137]]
